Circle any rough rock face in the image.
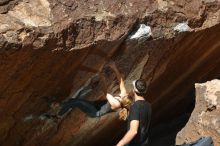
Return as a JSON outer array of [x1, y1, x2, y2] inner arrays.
[[1, 0, 220, 146], [176, 79, 220, 145]]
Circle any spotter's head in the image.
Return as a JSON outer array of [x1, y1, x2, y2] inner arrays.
[[132, 79, 147, 96]]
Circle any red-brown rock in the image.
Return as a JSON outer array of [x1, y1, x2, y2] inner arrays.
[[176, 79, 220, 145], [1, 0, 220, 146]]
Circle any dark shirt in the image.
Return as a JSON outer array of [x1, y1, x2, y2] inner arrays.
[[127, 100, 152, 146]]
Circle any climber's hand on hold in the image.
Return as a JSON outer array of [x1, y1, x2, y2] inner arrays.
[[108, 61, 117, 69]]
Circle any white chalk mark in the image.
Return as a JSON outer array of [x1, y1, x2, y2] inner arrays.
[[174, 22, 190, 32], [128, 24, 152, 40]]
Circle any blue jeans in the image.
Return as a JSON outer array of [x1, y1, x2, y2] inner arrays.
[[58, 98, 113, 117]]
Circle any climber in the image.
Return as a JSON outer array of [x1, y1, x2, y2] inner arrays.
[[42, 61, 133, 119], [104, 61, 133, 120], [116, 79, 152, 146]]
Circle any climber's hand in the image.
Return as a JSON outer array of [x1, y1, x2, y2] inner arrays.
[[108, 61, 116, 69]]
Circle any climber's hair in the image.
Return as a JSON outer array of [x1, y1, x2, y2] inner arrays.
[[133, 79, 147, 97], [120, 94, 133, 109], [119, 93, 133, 120]]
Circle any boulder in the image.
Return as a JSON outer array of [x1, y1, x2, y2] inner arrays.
[[176, 79, 220, 145], [1, 0, 220, 146]]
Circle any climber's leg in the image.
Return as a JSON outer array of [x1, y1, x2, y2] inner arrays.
[[58, 98, 98, 117], [58, 98, 79, 116], [95, 101, 114, 117]]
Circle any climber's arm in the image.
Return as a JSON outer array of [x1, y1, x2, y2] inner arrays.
[[106, 93, 121, 110], [108, 62, 128, 97]]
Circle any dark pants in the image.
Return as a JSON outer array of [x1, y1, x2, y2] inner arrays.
[[58, 98, 113, 117]]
